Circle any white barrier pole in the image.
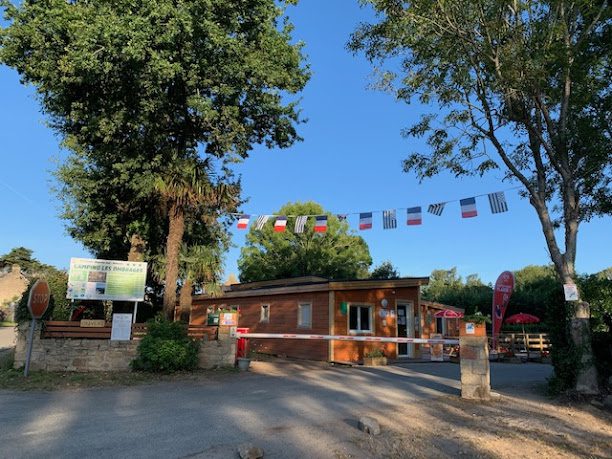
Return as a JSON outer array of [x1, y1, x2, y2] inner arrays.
[[232, 331, 459, 346]]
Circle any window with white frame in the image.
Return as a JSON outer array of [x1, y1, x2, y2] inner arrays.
[[297, 303, 312, 328], [349, 305, 372, 332], [260, 304, 270, 322]]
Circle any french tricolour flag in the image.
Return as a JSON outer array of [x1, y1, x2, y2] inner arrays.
[[237, 214, 250, 230], [274, 216, 288, 232], [314, 215, 328, 233], [460, 197, 478, 218], [407, 207, 422, 225], [359, 212, 373, 230]]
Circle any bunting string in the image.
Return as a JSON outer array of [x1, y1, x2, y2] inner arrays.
[[231, 186, 522, 233]]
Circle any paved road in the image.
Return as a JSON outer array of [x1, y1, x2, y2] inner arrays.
[[0, 361, 552, 459]]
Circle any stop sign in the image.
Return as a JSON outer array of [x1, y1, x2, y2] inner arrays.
[[27, 279, 51, 319]]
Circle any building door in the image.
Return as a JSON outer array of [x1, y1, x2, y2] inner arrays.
[[397, 303, 415, 358]]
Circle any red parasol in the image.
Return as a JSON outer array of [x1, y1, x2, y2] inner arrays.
[[433, 309, 464, 318], [505, 313, 540, 325]]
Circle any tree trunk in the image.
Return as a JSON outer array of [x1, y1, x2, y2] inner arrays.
[[531, 197, 599, 394], [178, 278, 192, 323], [163, 202, 185, 320], [127, 233, 146, 262]]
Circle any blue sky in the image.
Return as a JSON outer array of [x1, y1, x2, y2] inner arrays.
[[1, 1, 610, 284]]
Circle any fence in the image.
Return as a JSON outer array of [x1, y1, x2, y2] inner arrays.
[[41, 321, 218, 340], [493, 333, 551, 354]]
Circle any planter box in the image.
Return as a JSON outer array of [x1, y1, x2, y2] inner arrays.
[[363, 356, 387, 366], [460, 320, 487, 337]]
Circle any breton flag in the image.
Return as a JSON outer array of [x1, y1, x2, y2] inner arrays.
[[294, 216, 308, 233], [488, 191, 508, 214], [407, 207, 422, 225], [274, 216, 288, 232], [382, 210, 397, 229], [254, 215, 270, 230], [314, 215, 328, 233], [460, 197, 478, 218], [359, 212, 373, 230], [237, 214, 250, 229], [428, 203, 445, 216]]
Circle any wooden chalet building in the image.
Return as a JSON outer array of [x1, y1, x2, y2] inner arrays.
[[191, 276, 463, 364]]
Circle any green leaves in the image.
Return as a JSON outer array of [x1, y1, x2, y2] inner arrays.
[[238, 201, 373, 282]]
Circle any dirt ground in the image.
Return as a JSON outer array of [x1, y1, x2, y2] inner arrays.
[[353, 391, 612, 459]]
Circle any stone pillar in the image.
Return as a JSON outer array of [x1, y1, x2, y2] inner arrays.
[[459, 321, 491, 400]]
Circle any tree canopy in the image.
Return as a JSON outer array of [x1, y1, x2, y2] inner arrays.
[[370, 261, 400, 279], [1, 0, 310, 317], [238, 202, 372, 282], [350, 0, 610, 394]]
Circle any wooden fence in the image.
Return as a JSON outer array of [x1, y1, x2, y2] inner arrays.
[[493, 333, 551, 354], [41, 321, 218, 341]]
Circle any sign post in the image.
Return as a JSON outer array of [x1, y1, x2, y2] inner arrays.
[[24, 279, 51, 377]]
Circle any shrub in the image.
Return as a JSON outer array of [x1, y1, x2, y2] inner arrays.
[[365, 348, 385, 358], [132, 317, 199, 372]]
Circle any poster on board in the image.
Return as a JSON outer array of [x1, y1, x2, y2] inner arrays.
[[110, 314, 133, 341], [67, 258, 147, 301]]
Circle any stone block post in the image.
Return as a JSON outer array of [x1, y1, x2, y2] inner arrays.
[[459, 321, 491, 400]]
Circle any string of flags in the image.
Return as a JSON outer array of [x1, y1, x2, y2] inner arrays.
[[234, 189, 512, 233]]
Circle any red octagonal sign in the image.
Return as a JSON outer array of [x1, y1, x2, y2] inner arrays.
[[27, 279, 51, 319]]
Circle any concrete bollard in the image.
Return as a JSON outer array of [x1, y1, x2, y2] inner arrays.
[[459, 321, 491, 400]]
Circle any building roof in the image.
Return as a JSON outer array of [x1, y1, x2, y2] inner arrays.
[[194, 276, 429, 300], [421, 300, 465, 313]]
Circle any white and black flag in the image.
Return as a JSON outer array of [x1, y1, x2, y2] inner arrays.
[[294, 216, 308, 233], [427, 203, 445, 216], [254, 215, 270, 230], [488, 192, 508, 214], [382, 209, 397, 229]]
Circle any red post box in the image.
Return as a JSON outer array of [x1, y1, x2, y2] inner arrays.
[[236, 328, 250, 358]]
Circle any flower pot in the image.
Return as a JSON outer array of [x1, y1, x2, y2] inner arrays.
[[363, 356, 387, 366], [237, 357, 251, 371]]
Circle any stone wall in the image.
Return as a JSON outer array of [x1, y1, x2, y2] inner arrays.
[[198, 340, 236, 369], [14, 323, 138, 372], [14, 323, 237, 372], [0, 265, 29, 321]]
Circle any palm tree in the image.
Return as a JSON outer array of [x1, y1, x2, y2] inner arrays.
[[177, 245, 223, 322], [155, 157, 229, 319]]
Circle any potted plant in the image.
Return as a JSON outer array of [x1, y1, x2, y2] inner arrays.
[[460, 312, 491, 337], [363, 348, 387, 366]]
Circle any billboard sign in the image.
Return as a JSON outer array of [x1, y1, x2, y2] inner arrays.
[[67, 258, 147, 302]]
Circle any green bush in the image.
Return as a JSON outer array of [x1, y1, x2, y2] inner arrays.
[[132, 317, 199, 372]]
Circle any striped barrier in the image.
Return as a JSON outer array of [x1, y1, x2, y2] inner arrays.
[[232, 331, 459, 345]]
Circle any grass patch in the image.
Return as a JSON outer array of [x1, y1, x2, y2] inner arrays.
[[0, 321, 17, 327], [0, 366, 239, 391]]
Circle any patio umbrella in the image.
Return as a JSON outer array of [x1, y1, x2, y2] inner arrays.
[[505, 313, 540, 358], [433, 309, 464, 318]]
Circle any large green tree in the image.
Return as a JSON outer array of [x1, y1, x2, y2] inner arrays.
[[1, 0, 309, 316], [238, 202, 372, 282], [350, 0, 610, 393]]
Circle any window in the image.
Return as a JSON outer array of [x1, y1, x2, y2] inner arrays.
[[349, 305, 372, 332], [298, 303, 312, 328], [260, 304, 270, 323]]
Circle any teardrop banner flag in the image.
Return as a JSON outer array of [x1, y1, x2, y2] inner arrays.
[[492, 271, 515, 348]]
